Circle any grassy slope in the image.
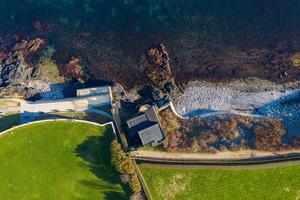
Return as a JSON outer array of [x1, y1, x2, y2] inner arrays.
[[139, 164, 300, 200], [0, 121, 130, 200]]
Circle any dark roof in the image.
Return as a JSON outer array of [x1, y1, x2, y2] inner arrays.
[[138, 124, 164, 145], [127, 107, 164, 146]]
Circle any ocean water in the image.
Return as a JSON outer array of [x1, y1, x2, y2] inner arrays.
[[0, 0, 300, 86], [1, 0, 300, 45]]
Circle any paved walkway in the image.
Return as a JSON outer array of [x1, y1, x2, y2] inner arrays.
[[0, 107, 19, 114], [132, 149, 300, 161], [0, 99, 20, 114], [20, 95, 111, 123]]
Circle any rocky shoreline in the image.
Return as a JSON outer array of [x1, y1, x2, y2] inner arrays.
[[173, 79, 300, 137]]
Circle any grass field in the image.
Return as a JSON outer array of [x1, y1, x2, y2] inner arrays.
[[138, 163, 300, 200], [0, 121, 130, 200]]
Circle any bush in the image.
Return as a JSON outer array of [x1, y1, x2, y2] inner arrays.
[[111, 140, 135, 174], [120, 174, 131, 184], [130, 192, 145, 200], [290, 53, 300, 68], [253, 120, 286, 151], [37, 46, 64, 83], [129, 173, 142, 193], [292, 135, 300, 147], [38, 57, 64, 82]]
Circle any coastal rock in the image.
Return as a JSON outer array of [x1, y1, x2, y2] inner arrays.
[[143, 43, 178, 97], [11, 38, 45, 56], [138, 85, 164, 101], [61, 56, 87, 82], [0, 38, 46, 98], [147, 43, 169, 67]]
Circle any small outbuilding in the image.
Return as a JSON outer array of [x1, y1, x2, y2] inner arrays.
[[127, 107, 164, 146]]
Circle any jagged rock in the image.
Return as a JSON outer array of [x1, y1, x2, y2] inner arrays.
[[111, 83, 140, 105], [147, 43, 169, 67], [138, 85, 164, 101], [12, 38, 45, 56], [0, 38, 46, 98], [61, 56, 88, 82], [143, 43, 178, 97]]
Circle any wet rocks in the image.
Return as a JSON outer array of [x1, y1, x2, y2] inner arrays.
[[11, 38, 45, 56], [147, 43, 170, 67], [142, 43, 178, 99], [0, 38, 46, 98], [61, 56, 88, 82]]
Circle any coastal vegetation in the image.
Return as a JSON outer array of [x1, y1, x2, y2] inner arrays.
[[111, 139, 142, 196], [37, 46, 64, 83], [158, 107, 288, 153], [0, 121, 130, 199], [291, 53, 300, 68], [138, 163, 300, 200]]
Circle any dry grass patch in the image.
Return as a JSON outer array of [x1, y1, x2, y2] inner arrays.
[[0, 100, 19, 109]]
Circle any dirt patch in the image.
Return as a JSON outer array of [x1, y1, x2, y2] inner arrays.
[[164, 174, 190, 199]]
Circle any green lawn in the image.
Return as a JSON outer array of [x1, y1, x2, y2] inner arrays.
[[138, 164, 300, 200], [0, 121, 130, 200]]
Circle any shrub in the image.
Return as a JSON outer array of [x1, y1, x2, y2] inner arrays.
[[129, 173, 142, 193], [130, 192, 145, 200], [199, 132, 218, 144], [290, 53, 300, 68], [111, 140, 135, 174], [292, 135, 300, 147], [120, 174, 131, 184], [253, 120, 286, 151], [37, 57, 64, 82], [37, 46, 64, 83], [214, 119, 239, 140]]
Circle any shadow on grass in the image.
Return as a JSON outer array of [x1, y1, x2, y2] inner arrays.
[[75, 128, 131, 200], [0, 113, 20, 132]]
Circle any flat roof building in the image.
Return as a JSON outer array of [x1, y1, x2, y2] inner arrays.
[[127, 107, 164, 146]]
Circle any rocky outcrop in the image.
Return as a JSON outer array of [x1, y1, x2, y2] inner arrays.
[[141, 43, 178, 99], [0, 38, 46, 98], [61, 56, 87, 82]]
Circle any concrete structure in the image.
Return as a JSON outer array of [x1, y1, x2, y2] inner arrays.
[[20, 86, 112, 123], [0, 119, 116, 137], [127, 107, 164, 146], [77, 86, 111, 98]]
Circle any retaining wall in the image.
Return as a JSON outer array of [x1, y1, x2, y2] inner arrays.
[[0, 118, 116, 137]]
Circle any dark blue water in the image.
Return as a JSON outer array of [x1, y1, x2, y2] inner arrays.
[[1, 0, 300, 45], [1, 0, 300, 87]]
